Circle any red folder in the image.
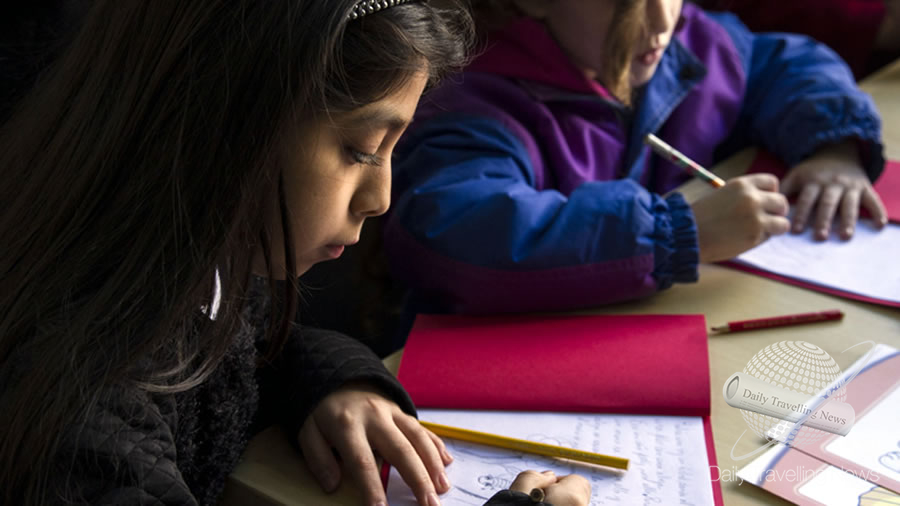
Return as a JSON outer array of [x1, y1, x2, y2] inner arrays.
[[397, 313, 723, 505], [874, 160, 900, 223], [728, 151, 900, 308]]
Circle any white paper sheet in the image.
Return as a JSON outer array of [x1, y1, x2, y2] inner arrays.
[[386, 410, 714, 505], [732, 221, 900, 304], [797, 465, 884, 504], [737, 444, 900, 505]]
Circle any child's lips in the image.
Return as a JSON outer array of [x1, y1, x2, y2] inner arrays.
[[637, 47, 664, 65], [324, 239, 357, 259], [325, 245, 345, 259]]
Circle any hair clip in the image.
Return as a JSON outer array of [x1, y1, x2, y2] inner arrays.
[[348, 0, 419, 20]]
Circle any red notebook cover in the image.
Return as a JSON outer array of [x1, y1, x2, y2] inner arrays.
[[726, 151, 900, 308], [874, 160, 900, 223], [397, 313, 723, 505]]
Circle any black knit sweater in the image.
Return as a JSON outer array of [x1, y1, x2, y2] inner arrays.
[[27, 287, 413, 505], [31, 290, 542, 505]]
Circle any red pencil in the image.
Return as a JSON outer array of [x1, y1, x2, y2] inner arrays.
[[711, 309, 844, 333]]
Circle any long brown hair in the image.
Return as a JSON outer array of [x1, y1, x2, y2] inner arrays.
[[471, 0, 646, 104], [0, 1, 471, 503]]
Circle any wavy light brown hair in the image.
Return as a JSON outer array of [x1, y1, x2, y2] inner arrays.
[[471, 0, 646, 104], [0, 1, 472, 503]]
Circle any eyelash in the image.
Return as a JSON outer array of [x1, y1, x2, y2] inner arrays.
[[346, 147, 383, 167]]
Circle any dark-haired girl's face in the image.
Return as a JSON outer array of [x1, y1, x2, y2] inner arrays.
[[257, 72, 428, 278]]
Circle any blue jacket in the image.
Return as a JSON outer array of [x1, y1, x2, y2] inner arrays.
[[385, 4, 884, 314]]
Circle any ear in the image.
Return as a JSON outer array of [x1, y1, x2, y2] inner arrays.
[[512, 0, 551, 19]]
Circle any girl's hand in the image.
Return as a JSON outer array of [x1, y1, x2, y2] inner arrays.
[[298, 382, 453, 506], [508, 470, 591, 506], [780, 141, 887, 240], [691, 173, 791, 263]]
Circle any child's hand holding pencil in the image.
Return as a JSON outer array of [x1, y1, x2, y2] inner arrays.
[[420, 420, 596, 506], [690, 174, 791, 262], [644, 134, 791, 262], [507, 470, 591, 506]]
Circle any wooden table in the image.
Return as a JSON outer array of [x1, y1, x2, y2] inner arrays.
[[222, 60, 900, 505]]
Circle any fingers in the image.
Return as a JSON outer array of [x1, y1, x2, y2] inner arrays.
[[762, 215, 790, 239], [327, 425, 391, 506], [298, 419, 342, 492], [509, 471, 592, 506], [760, 192, 790, 238], [306, 385, 451, 506], [509, 470, 557, 493], [744, 173, 780, 192], [742, 177, 789, 241], [861, 187, 889, 229], [838, 187, 861, 239], [423, 425, 453, 466], [544, 474, 592, 506], [395, 416, 451, 493], [788, 181, 887, 239], [791, 183, 821, 234], [811, 184, 844, 240], [372, 423, 442, 506], [760, 191, 789, 217]]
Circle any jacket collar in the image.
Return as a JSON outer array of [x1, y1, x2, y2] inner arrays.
[[467, 13, 709, 181], [624, 38, 707, 180]]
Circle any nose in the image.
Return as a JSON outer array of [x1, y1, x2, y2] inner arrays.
[[645, 0, 677, 36], [351, 160, 391, 218]]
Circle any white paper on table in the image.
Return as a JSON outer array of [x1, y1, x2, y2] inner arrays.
[[386, 409, 714, 506], [738, 444, 900, 505], [732, 221, 900, 304], [797, 465, 887, 504]]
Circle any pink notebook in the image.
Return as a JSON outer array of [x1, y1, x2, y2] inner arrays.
[[396, 313, 723, 505]]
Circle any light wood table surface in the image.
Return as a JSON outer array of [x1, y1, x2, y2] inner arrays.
[[222, 60, 900, 506]]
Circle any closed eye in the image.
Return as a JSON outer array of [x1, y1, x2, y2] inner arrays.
[[346, 147, 383, 167]]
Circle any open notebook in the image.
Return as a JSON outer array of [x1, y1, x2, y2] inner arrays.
[[385, 313, 722, 505], [727, 152, 900, 307]]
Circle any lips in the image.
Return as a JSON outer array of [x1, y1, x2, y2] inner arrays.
[[325, 245, 345, 259], [636, 47, 664, 66], [324, 238, 359, 259]]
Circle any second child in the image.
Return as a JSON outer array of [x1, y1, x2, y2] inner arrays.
[[385, 0, 888, 314]]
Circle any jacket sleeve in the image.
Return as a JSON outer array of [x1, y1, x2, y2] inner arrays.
[[710, 11, 885, 181], [55, 390, 198, 505], [385, 114, 699, 314], [257, 325, 417, 438], [484, 490, 553, 505]]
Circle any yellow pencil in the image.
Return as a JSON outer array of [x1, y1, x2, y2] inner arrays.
[[420, 420, 629, 471]]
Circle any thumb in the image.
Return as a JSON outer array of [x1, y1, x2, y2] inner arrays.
[[509, 470, 559, 493]]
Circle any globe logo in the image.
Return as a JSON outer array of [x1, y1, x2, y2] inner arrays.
[[740, 341, 845, 448]]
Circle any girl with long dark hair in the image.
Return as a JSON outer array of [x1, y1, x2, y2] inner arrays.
[[0, 0, 590, 504]]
